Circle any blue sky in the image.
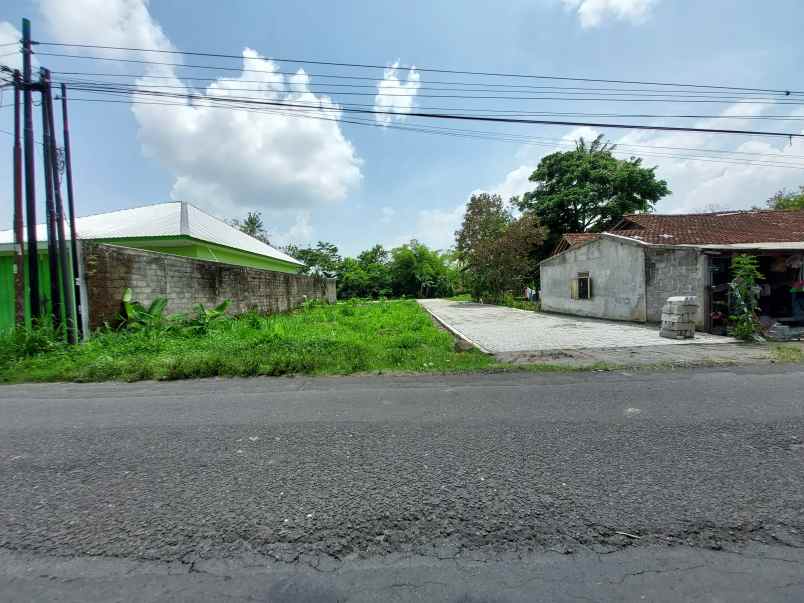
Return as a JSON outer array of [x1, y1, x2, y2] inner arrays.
[[1, 0, 803, 255]]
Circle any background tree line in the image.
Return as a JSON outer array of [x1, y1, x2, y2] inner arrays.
[[285, 240, 459, 299]]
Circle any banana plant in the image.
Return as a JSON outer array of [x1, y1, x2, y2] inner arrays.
[[183, 300, 232, 334], [120, 288, 169, 331]]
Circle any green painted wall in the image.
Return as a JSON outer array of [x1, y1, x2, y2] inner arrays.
[[0, 251, 73, 333], [93, 236, 302, 274], [0, 236, 302, 332]]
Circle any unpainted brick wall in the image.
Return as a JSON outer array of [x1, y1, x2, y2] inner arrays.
[[82, 242, 336, 328], [644, 247, 706, 327]]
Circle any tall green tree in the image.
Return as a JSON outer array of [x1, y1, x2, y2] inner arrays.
[[230, 211, 270, 244], [285, 241, 342, 277], [516, 135, 670, 250], [337, 245, 393, 298], [389, 240, 457, 298], [455, 193, 544, 301], [766, 186, 804, 210]]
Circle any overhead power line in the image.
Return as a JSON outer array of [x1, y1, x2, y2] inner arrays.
[[38, 76, 804, 121], [46, 75, 802, 98], [45, 69, 804, 97], [56, 96, 804, 170], [34, 53, 804, 106], [56, 82, 804, 139], [32, 41, 803, 95], [47, 76, 804, 103]]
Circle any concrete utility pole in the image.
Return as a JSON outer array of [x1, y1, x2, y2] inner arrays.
[[44, 71, 77, 343], [12, 70, 25, 325], [60, 83, 83, 339], [39, 68, 63, 328], [21, 17, 41, 319]]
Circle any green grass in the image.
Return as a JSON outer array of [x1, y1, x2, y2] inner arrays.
[[771, 343, 804, 364], [499, 298, 541, 312], [0, 300, 497, 383], [447, 293, 540, 312], [447, 293, 473, 302]]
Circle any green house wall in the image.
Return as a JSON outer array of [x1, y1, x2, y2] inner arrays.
[[0, 236, 302, 332], [0, 252, 73, 333]]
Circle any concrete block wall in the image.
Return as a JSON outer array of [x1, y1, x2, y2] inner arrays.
[[644, 248, 707, 328], [539, 236, 647, 322], [82, 243, 335, 328]]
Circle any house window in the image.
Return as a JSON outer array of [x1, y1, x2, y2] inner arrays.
[[571, 272, 593, 300]]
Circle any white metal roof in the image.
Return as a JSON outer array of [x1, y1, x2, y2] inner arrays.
[[0, 202, 304, 266]]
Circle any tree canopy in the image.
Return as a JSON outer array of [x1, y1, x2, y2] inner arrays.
[[285, 240, 457, 299], [388, 241, 457, 298], [230, 211, 270, 244], [285, 241, 342, 277], [766, 186, 804, 210], [516, 135, 669, 249], [455, 193, 544, 301]]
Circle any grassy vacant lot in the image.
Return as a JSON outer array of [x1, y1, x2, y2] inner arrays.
[[0, 300, 495, 383]]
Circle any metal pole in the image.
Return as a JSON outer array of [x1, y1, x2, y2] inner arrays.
[[39, 68, 62, 329], [21, 18, 41, 319], [60, 83, 83, 339], [12, 70, 25, 325], [45, 72, 76, 343]]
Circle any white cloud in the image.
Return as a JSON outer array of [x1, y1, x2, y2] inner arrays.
[[394, 203, 466, 251], [0, 22, 36, 72], [612, 104, 804, 214], [487, 101, 804, 217], [271, 210, 314, 247], [38, 0, 175, 60], [37, 0, 362, 218], [484, 166, 536, 202], [379, 206, 396, 224], [373, 62, 421, 126], [561, 0, 658, 28]]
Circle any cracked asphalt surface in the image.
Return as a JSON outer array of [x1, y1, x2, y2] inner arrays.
[[1, 366, 803, 601]]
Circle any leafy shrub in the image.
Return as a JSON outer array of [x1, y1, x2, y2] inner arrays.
[[181, 300, 232, 335], [120, 288, 170, 333], [728, 255, 764, 342], [0, 321, 64, 363]]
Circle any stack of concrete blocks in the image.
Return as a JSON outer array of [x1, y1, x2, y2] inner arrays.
[[660, 295, 698, 339]]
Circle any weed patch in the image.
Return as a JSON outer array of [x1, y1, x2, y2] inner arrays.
[[771, 344, 804, 364], [0, 300, 495, 383]]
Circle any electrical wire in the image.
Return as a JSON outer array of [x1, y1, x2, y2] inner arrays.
[[0, 128, 43, 145], [56, 82, 804, 138], [45, 69, 804, 98], [59, 84, 804, 159], [32, 41, 802, 95], [33, 53, 804, 105], [56, 94, 804, 169], [25, 76, 804, 120], [46, 76, 804, 102]]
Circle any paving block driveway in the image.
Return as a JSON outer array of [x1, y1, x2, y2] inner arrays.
[[419, 299, 732, 354]]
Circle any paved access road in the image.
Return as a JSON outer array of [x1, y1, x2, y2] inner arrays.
[[1, 367, 803, 601], [418, 298, 731, 353]]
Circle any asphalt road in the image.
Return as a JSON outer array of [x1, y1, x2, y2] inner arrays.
[[1, 366, 803, 601]]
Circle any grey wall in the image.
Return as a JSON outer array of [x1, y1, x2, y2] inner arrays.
[[645, 247, 707, 327], [82, 243, 336, 328], [539, 237, 647, 322]]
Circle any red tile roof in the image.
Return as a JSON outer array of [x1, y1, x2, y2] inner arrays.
[[564, 232, 601, 246], [608, 210, 804, 246], [552, 232, 601, 255]]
